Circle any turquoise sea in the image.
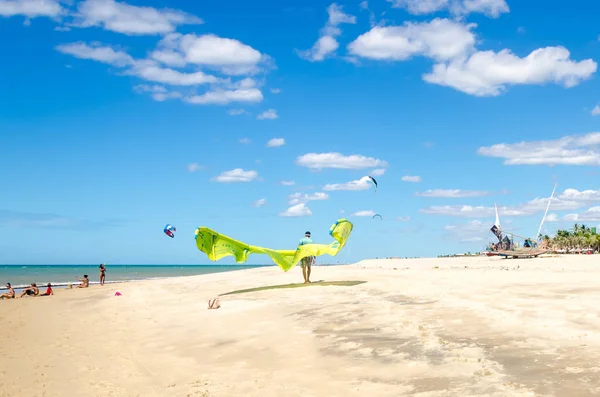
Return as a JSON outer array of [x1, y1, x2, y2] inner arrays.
[[0, 264, 269, 291]]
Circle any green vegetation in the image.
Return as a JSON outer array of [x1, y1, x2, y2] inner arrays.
[[539, 223, 599, 252], [219, 280, 367, 296]]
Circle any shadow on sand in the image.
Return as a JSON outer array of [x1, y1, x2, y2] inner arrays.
[[220, 280, 367, 296]]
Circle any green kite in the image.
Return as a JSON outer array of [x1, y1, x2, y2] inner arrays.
[[194, 218, 353, 272]]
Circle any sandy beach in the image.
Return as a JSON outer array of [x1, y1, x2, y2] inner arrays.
[[1, 255, 600, 397]]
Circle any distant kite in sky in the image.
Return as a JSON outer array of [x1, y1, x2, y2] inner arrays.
[[368, 176, 378, 192], [372, 214, 382, 220], [164, 224, 176, 238]]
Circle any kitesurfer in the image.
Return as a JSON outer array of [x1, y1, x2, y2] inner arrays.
[[298, 231, 314, 284]]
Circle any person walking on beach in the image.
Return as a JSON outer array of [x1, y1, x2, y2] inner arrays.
[[0, 283, 15, 299], [99, 264, 106, 286], [298, 231, 314, 284]]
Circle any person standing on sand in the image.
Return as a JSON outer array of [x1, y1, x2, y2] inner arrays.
[[99, 264, 106, 286], [298, 231, 314, 284], [1, 283, 15, 299]]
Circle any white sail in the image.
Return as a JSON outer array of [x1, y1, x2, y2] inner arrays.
[[536, 184, 557, 239], [494, 202, 501, 229]]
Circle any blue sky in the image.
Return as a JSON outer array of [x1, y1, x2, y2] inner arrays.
[[1, 0, 600, 265]]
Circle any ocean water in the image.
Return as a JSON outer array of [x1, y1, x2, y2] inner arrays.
[[0, 264, 269, 291]]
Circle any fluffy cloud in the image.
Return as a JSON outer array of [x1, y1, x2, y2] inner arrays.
[[401, 175, 422, 182], [564, 207, 600, 222], [387, 0, 509, 18], [592, 106, 600, 116], [228, 109, 248, 116], [397, 216, 411, 222], [71, 0, 202, 35], [477, 132, 600, 166], [323, 176, 376, 191], [348, 19, 476, 62], [253, 198, 266, 207], [347, 18, 597, 96], [184, 88, 263, 105], [150, 32, 272, 75], [545, 213, 559, 222], [415, 189, 490, 198], [352, 210, 377, 216], [370, 168, 386, 176], [266, 138, 285, 147], [299, 3, 356, 61], [443, 220, 488, 243], [279, 203, 312, 217], [55, 41, 134, 67], [212, 168, 258, 183], [288, 192, 329, 205], [280, 180, 296, 186], [296, 152, 388, 169], [0, 0, 64, 18], [257, 109, 278, 120], [421, 197, 583, 218], [133, 84, 181, 101], [558, 188, 600, 203], [424, 46, 597, 96]]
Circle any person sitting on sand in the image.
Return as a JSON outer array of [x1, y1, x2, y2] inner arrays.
[[76, 275, 89, 288], [1, 283, 15, 299], [20, 283, 39, 298], [298, 231, 314, 284], [40, 283, 54, 296]]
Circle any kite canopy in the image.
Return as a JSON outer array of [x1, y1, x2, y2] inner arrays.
[[368, 176, 378, 191], [164, 224, 176, 238], [372, 214, 382, 220], [194, 218, 353, 272]]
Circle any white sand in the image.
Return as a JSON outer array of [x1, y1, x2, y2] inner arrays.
[[1, 255, 600, 396]]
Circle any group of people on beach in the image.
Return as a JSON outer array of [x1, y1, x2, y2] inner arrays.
[[0, 264, 107, 300]]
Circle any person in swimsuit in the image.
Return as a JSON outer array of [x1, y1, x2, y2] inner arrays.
[[1, 283, 15, 299], [20, 283, 39, 298], [99, 264, 106, 286], [298, 231, 314, 284], [76, 275, 89, 288], [40, 283, 54, 296]]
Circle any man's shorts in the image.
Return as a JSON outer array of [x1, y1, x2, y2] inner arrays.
[[300, 256, 313, 268]]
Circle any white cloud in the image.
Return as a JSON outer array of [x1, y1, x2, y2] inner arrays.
[[424, 46, 597, 97], [348, 18, 476, 62], [415, 189, 491, 198], [253, 198, 266, 207], [591, 106, 600, 116], [564, 207, 600, 222], [370, 168, 386, 176], [0, 0, 64, 18], [238, 137, 251, 144], [477, 132, 600, 166], [352, 210, 377, 217], [299, 3, 356, 61], [184, 88, 263, 105], [323, 176, 376, 191], [71, 0, 202, 35], [128, 61, 220, 86], [150, 33, 271, 75], [279, 203, 312, 217], [558, 188, 600, 203], [387, 0, 509, 18], [55, 42, 134, 67], [288, 192, 329, 205], [397, 216, 411, 222], [270, 88, 281, 94], [257, 109, 278, 120], [347, 18, 597, 97], [186, 162, 202, 172], [266, 138, 285, 147], [228, 108, 248, 116], [401, 175, 422, 182], [133, 84, 181, 101], [296, 152, 388, 169], [545, 213, 559, 222], [212, 168, 258, 183], [443, 220, 488, 243], [280, 180, 295, 186], [421, 197, 583, 218]]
